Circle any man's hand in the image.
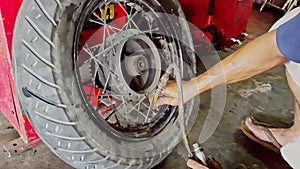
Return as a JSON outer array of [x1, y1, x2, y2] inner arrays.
[[154, 80, 198, 107], [187, 159, 209, 169], [187, 156, 223, 169]]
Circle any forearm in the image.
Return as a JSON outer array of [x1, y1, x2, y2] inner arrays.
[[192, 30, 288, 95]]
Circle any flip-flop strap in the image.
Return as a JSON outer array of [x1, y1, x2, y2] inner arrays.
[[261, 127, 282, 150], [250, 116, 274, 128]]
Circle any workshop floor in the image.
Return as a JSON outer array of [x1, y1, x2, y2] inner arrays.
[[0, 4, 294, 169]]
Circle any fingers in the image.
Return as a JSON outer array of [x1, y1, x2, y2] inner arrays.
[[187, 159, 209, 169], [153, 90, 179, 107], [153, 97, 176, 109], [151, 80, 180, 107], [152, 97, 165, 108], [160, 87, 175, 96]]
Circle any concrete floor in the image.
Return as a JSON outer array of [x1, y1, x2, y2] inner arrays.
[[0, 4, 294, 169]]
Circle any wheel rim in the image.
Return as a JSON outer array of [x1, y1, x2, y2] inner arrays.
[[74, 0, 190, 139]]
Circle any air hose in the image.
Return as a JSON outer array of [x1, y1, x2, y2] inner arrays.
[[153, 63, 193, 156]]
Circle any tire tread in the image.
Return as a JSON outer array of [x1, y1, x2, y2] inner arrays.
[[34, 0, 58, 26], [25, 15, 55, 47]]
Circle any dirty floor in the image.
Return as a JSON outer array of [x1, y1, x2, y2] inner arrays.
[[0, 4, 294, 169]]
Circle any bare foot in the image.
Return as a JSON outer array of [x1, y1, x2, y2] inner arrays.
[[245, 117, 300, 146]]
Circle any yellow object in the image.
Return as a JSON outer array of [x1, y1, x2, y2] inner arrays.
[[153, 94, 159, 103], [183, 135, 189, 145], [102, 4, 115, 20]]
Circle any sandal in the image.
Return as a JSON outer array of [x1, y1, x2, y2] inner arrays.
[[240, 117, 282, 153]]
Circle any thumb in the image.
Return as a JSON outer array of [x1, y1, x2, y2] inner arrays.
[[153, 97, 172, 108]]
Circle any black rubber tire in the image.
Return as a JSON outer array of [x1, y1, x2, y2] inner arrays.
[[13, 0, 198, 168]]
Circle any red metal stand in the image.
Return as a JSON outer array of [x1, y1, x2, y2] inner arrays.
[[179, 0, 253, 49], [0, 0, 39, 145]]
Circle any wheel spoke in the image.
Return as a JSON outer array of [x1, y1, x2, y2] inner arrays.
[[120, 96, 129, 123], [89, 19, 122, 33], [82, 47, 118, 77], [121, 11, 139, 31], [143, 101, 155, 122], [88, 19, 122, 32], [125, 96, 146, 115], [126, 5, 134, 30], [133, 107, 147, 119], [142, 28, 159, 34], [128, 14, 140, 30], [99, 72, 111, 101]]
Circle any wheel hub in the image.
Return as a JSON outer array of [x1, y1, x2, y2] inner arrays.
[[120, 34, 161, 96], [98, 30, 161, 101], [123, 54, 148, 76]]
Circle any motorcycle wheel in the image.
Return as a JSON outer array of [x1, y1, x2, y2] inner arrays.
[[13, 0, 198, 168]]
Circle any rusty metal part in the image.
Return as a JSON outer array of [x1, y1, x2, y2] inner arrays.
[[2, 137, 40, 157]]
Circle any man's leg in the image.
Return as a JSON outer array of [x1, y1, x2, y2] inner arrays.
[[279, 67, 300, 168]]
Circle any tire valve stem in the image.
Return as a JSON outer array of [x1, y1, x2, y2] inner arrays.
[[152, 71, 171, 104]]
